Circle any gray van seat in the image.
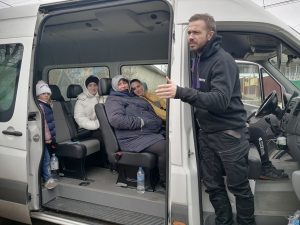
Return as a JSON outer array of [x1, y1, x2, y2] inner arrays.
[[95, 78, 158, 190], [49, 85, 100, 180], [66, 84, 83, 112], [65, 84, 92, 139]]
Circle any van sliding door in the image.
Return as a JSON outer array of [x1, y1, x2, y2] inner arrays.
[[0, 4, 39, 224]]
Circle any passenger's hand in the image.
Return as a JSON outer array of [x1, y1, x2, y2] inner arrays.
[[155, 77, 177, 99], [45, 139, 52, 144]]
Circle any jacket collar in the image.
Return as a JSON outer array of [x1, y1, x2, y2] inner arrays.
[[109, 89, 134, 97], [84, 89, 99, 98], [195, 34, 222, 60]]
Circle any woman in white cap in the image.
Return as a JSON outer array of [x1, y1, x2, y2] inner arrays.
[[36, 80, 58, 190], [74, 75, 102, 130]]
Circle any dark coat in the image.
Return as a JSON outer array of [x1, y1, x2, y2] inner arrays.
[[175, 35, 247, 133], [105, 90, 164, 152], [39, 100, 56, 138]]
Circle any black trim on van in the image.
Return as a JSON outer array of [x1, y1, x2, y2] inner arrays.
[[39, 0, 142, 14], [0, 178, 28, 204]]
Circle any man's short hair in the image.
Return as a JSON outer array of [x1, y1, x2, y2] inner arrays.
[[189, 13, 216, 32]]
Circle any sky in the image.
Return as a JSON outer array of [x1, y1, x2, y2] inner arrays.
[[252, 0, 300, 31], [1, 0, 300, 32]]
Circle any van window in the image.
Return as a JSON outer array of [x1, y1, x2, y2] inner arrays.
[[121, 64, 167, 91], [261, 68, 283, 106], [0, 43, 23, 122], [49, 66, 109, 99], [238, 63, 262, 107], [270, 54, 300, 90]]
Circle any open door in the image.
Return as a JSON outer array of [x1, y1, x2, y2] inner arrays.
[[0, 4, 39, 224]]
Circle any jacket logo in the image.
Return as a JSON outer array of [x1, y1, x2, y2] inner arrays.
[[199, 78, 206, 82]]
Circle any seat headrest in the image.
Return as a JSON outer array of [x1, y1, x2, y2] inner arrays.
[[49, 85, 64, 101], [98, 78, 112, 96], [67, 84, 83, 99]]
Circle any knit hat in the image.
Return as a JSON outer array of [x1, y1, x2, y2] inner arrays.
[[111, 75, 129, 91], [36, 80, 52, 96], [85, 75, 99, 87]]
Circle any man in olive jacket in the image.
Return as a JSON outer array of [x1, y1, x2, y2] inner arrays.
[[156, 14, 255, 225]]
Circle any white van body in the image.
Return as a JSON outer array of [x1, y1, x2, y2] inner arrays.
[[1, 0, 300, 225]]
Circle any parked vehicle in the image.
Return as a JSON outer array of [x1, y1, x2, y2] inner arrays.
[[1, 0, 300, 224]]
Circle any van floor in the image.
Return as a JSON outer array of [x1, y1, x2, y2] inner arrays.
[[203, 151, 300, 225], [254, 152, 300, 216], [42, 167, 165, 225]]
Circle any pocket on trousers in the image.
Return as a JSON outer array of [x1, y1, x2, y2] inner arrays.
[[219, 131, 241, 149]]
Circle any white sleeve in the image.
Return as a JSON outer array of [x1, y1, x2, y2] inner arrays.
[[74, 100, 100, 130]]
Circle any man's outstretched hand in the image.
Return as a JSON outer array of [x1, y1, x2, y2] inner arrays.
[[155, 77, 177, 99]]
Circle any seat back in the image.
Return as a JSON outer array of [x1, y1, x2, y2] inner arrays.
[[95, 78, 117, 162], [66, 84, 83, 132], [98, 78, 112, 96], [95, 103, 119, 163], [66, 84, 83, 117], [49, 85, 77, 142]]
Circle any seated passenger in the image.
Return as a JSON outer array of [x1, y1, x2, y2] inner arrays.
[[105, 75, 166, 185], [74, 75, 102, 130], [248, 124, 288, 179], [130, 79, 166, 121]]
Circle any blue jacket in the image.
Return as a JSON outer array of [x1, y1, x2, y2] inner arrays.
[[105, 90, 164, 152], [39, 100, 56, 138]]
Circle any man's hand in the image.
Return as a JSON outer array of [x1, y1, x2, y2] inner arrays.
[[155, 77, 177, 99]]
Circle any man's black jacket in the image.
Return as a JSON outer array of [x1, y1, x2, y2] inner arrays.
[[175, 35, 247, 133]]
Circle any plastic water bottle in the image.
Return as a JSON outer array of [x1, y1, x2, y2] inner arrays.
[[288, 216, 294, 225], [137, 166, 145, 194], [293, 211, 300, 225], [50, 153, 59, 179], [288, 212, 300, 225]]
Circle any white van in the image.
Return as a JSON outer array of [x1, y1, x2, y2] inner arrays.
[[1, 0, 300, 224]]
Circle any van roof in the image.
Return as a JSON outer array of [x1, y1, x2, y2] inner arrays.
[[175, 0, 300, 39]]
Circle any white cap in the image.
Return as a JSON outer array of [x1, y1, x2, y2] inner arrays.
[[36, 80, 52, 96]]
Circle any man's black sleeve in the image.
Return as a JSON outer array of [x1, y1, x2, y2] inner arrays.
[[175, 56, 237, 113]]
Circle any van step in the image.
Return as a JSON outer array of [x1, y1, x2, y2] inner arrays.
[[44, 197, 164, 225], [31, 210, 114, 225]]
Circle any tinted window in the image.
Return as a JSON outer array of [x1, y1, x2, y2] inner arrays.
[[49, 67, 109, 99], [261, 69, 282, 106], [0, 44, 23, 122]]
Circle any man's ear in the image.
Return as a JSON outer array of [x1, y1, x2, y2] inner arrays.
[[207, 31, 214, 41]]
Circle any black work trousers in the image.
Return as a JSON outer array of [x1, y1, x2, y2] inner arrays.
[[199, 128, 255, 225], [248, 126, 271, 167], [143, 139, 166, 182]]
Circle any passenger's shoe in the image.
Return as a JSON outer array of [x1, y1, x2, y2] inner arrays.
[[259, 165, 288, 180], [44, 178, 58, 190]]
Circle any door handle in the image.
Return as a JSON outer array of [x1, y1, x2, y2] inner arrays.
[[2, 130, 23, 136], [28, 112, 37, 121]]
